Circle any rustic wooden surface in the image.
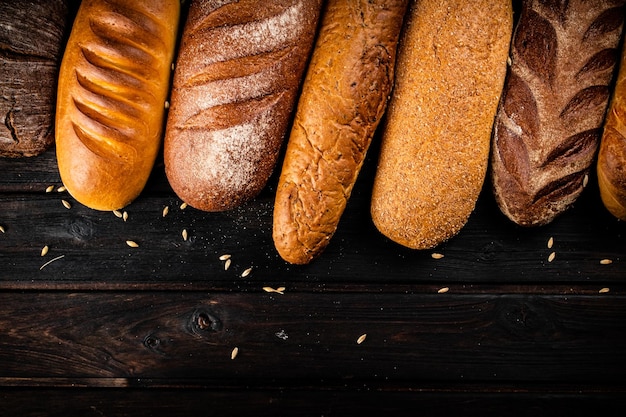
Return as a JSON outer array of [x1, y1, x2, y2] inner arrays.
[[1, 139, 625, 416]]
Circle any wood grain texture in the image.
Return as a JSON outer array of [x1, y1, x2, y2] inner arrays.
[[0, 291, 624, 382], [491, 0, 625, 226], [0, 0, 71, 157]]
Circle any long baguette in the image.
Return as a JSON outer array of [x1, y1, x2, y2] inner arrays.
[[598, 39, 626, 221], [491, 0, 625, 226], [55, 0, 180, 211], [272, 0, 408, 264], [370, 0, 512, 249], [164, 0, 323, 212]]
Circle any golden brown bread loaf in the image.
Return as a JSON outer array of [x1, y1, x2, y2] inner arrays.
[[164, 0, 323, 212], [272, 0, 408, 265], [0, 0, 70, 157], [491, 0, 625, 226], [598, 39, 626, 221], [55, 0, 180, 211], [370, 0, 512, 250]]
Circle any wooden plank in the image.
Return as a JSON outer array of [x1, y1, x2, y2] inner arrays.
[[1, 386, 625, 417], [0, 291, 624, 383]]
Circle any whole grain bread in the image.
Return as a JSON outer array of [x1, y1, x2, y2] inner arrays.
[[55, 0, 180, 211], [370, 0, 512, 250], [272, 0, 408, 264], [164, 0, 323, 212], [598, 39, 626, 221], [491, 0, 625, 226], [0, 0, 70, 157]]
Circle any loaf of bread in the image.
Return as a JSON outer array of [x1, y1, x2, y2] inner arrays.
[[272, 0, 408, 264], [164, 0, 323, 212], [370, 0, 512, 250], [0, 0, 70, 157], [598, 39, 626, 221], [491, 0, 624, 226], [55, 0, 180, 211]]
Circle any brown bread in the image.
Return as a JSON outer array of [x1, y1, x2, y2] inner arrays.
[[598, 40, 626, 220], [491, 0, 625, 226], [370, 0, 512, 250], [55, 0, 180, 211], [164, 0, 323, 212], [0, 0, 70, 157], [272, 0, 408, 265]]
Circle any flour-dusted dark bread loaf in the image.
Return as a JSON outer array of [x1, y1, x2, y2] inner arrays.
[[164, 0, 323, 212], [370, 0, 512, 250], [598, 40, 626, 221], [272, 0, 409, 265], [491, 0, 625, 226], [55, 0, 180, 211], [0, 0, 70, 157]]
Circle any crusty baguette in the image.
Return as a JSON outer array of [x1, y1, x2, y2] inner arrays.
[[370, 0, 512, 250], [272, 0, 408, 265], [164, 0, 323, 212], [491, 0, 624, 226], [55, 0, 180, 211], [0, 0, 70, 157], [598, 39, 626, 221]]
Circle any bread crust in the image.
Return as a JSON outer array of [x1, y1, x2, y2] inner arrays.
[[164, 0, 323, 212], [491, 0, 625, 226], [272, 0, 408, 264], [0, 0, 70, 158], [598, 40, 626, 220], [370, 0, 512, 250], [55, 0, 180, 210]]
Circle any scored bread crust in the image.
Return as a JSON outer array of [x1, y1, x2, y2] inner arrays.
[[370, 0, 512, 250], [598, 40, 626, 221], [55, 0, 180, 211], [491, 0, 625, 226], [272, 0, 409, 265], [0, 0, 70, 157], [164, 0, 323, 212]]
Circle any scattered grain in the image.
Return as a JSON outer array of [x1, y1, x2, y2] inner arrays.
[[57, 186, 66, 193], [583, 173, 589, 188], [599, 287, 610, 294], [263, 286, 285, 294], [41, 245, 49, 257], [547, 252, 556, 262], [507, 56, 512, 66], [437, 287, 450, 294], [547, 237, 554, 249], [241, 267, 253, 278], [61, 199, 71, 209], [431, 252, 444, 259], [224, 258, 232, 270], [357, 334, 367, 344], [162, 206, 170, 217], [600, 259, 613, 265], [164, 100, 170, 109], [180, 202, 188, 210], [0, 225, 4, 233], [45, 185, 55, 193], [182, 229, 188, 241], [219, 254, 231, 261], [113, 210, 123, 218], [126, 240, 139, 248], [39, 255, 65, 270], [123, 211, 129, 222], [231, 347, 239, 360]]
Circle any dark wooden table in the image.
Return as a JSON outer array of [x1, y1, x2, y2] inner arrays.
[[1, 136, 625, 416]]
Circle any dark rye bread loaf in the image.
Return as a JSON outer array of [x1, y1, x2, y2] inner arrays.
[[0, 0, 70, 157], [272, 0, 409, 264], [490, 0, 625, 226], [164, 0, 323, 212], [597, 40, 626, 221]]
